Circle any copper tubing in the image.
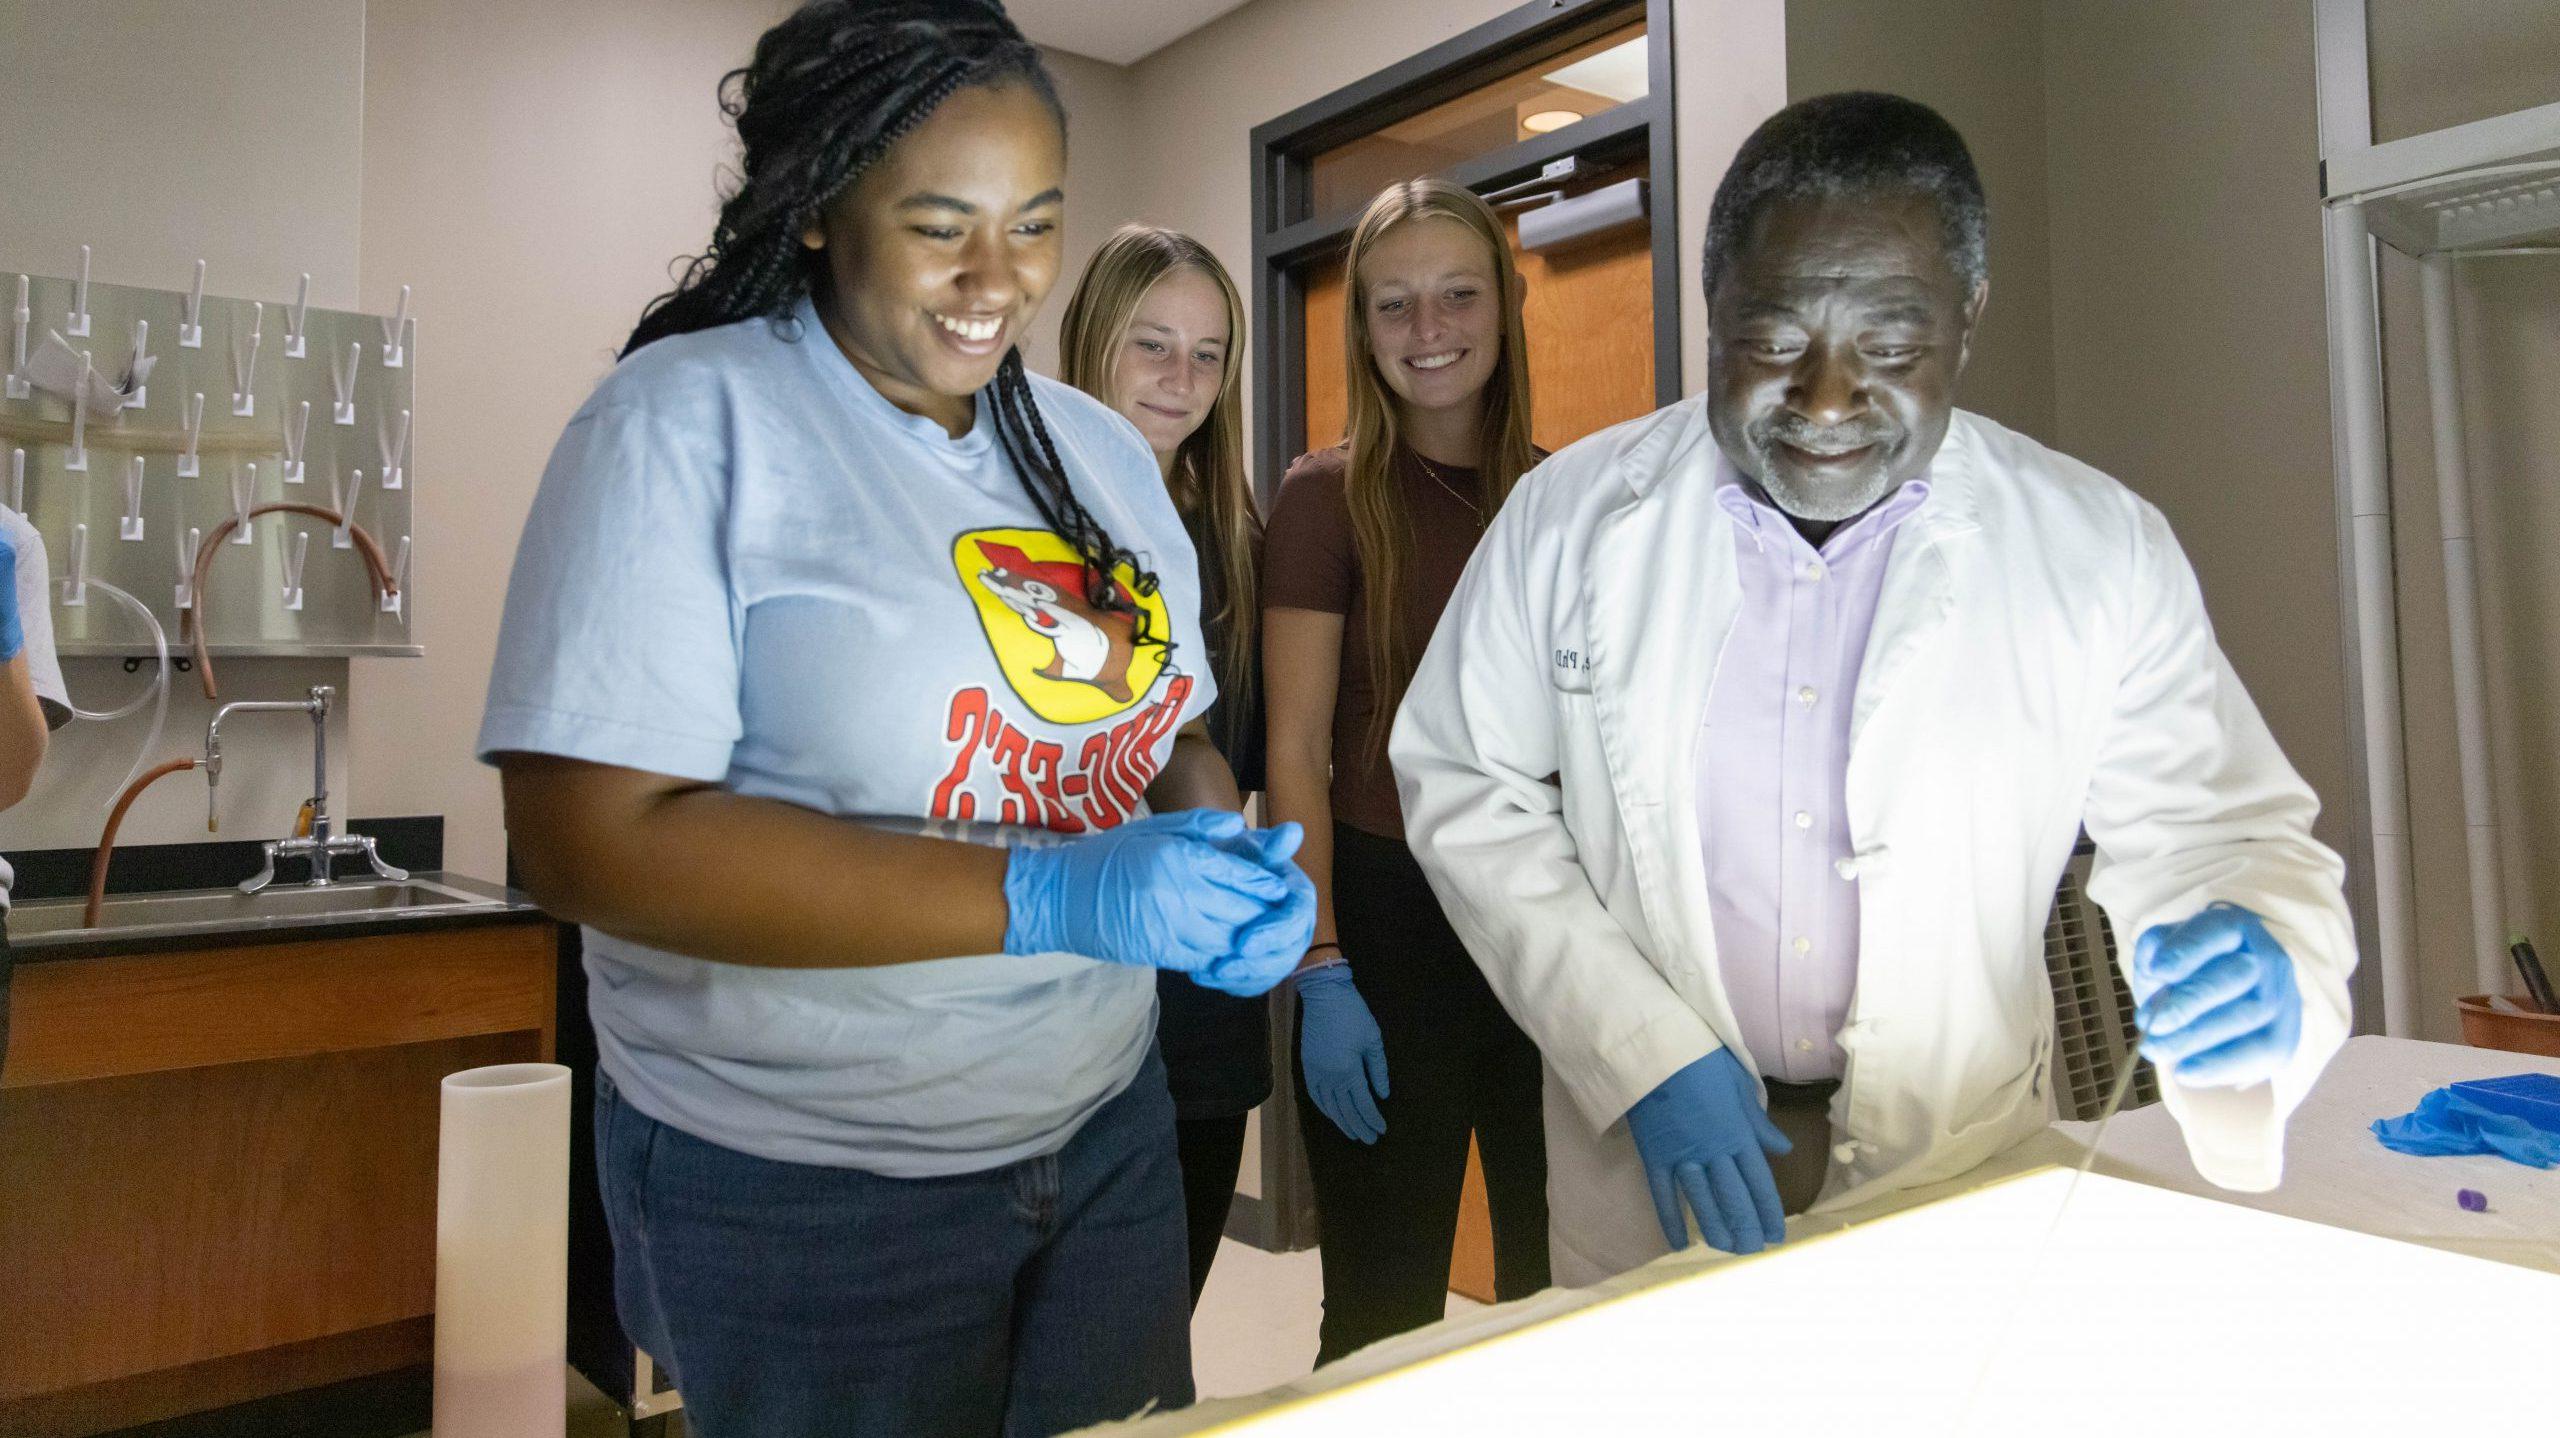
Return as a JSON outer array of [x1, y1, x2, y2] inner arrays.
[[87, 758, 200, 929], [178, 503, 399, 701]]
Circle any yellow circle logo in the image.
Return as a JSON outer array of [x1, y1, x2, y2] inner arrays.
[[953, 528, 1172, 726]]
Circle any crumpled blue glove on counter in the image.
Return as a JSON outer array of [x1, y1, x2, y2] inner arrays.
[[2371, 1080, 2560, 1169]]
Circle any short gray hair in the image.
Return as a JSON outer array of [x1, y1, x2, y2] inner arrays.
[[1702, 92, 1988, 298]]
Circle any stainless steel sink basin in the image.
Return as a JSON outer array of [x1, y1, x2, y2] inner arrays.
[[9, 877, 513, 942]]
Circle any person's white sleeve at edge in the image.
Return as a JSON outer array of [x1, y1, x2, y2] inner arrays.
[[1389, 457, 1717, 1133], [2082, 499, 2355, 1192]]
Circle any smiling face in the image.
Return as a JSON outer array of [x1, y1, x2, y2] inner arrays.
[[1107, 265, 1230, 462], [801, 82, 1066, 435], [1358, 215, 1504, 424], [1706, 188, 1984, 521]]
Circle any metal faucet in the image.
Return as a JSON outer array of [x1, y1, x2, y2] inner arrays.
[[205, 684, 408, 893]]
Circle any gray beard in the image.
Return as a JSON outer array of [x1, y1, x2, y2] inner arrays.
[[1752, 462, 1895, 523]]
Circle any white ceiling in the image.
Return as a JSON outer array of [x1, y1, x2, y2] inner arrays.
[[1006, 0, 1258, 66]]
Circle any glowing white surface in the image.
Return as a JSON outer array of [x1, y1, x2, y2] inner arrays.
[[1182, 1170, 2557, 1437]]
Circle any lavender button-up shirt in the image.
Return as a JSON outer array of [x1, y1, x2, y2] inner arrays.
[[1697, 468, 1931, 1083]]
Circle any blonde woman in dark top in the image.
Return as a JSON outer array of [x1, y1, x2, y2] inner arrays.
[[1058, 224, 1267, 1308], [1262, 178, 1548, 1361]]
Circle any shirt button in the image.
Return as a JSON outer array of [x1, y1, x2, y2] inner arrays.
[[1833, 1142, 1861, 1165], [1795, 1038, 1815, 1053], [1793, 936, 1812, 955], [1794, 811, 1813, 830], [1803, 560, 1827, 582], [1834, 857, 1859, 880], [1797, 686, 1818, 707]]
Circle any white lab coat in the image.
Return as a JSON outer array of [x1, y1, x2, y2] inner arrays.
[[1390, 400, 2355, 1287]]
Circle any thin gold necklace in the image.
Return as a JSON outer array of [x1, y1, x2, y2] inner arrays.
[[1410, 450, 1483, 522]]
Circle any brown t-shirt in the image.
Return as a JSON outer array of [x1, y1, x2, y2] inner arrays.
[[1262, 444, 1497, 840]]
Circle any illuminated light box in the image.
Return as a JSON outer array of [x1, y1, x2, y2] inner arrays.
[[1112, 1170, 2558, 1436]]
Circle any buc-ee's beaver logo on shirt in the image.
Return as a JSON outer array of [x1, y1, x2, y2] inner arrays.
[[932, 528, 1194, 832]]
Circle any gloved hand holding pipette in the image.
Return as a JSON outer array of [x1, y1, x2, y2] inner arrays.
[[2132, 902, 2306, 1089]]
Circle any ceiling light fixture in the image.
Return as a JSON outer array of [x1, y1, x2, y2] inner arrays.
[[1522, 109, 1583, 134]]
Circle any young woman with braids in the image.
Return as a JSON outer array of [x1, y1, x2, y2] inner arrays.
[[1261, 178, 1550, 1362], [475, 5, 1313, 1434], [1057, 225, 1265, 1308]]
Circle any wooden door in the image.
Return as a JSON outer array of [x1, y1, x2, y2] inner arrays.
[[1297, 169, 1657, 1303]]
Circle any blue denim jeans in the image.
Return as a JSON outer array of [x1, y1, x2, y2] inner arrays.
[[595, 1054, 1194, 1438]]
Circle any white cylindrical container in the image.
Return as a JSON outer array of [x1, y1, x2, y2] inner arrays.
[[433, 1062, 571, 1438]]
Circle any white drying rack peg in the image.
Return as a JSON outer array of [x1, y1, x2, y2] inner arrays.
[[230, 462, 257, 546], [284, 273, 311, 359], [282, 399, 311, 484], [65, 352, 92, 471], [177, 391, 205, 477], [7, 448, 23, 513], [381, 284, 410, 367], [59, 523, 87, 607], [64, 244, 91, 338], [6, 275, 29, 400], [382, 534, 411, 618], [174, 526, 200, 610], [230, 301, 263, 416], [331, 339, 360, 425], [280, 530, 309, 611], [124, 318, 151, 408], [179, 260, 206, 348], [120, 456, 146, 541], [331, 466, 365, 549], [379, 407, 409, 490]]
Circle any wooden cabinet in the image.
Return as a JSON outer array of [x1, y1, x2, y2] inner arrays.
[[0, 920, 556, 1437]]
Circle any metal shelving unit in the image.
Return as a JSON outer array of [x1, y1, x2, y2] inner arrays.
[[2317, 0, 2560, 1033]]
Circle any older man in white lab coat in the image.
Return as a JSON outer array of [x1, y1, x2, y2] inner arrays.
[[1391, 92, 2355, 1286]]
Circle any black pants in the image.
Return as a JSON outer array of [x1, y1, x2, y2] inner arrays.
[[1173, 1112, 1248, 1309], [1298, 824, 1549, 1365]]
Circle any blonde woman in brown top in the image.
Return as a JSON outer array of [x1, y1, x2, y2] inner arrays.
[[1262, 178, 1548, 1361], [1058, 224, 1270, 1310]]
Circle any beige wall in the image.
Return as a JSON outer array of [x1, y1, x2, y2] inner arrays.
[[349, 0, 796, 883], [2042, 0, 2362, 1008], [0, 0, 365, 308], [1785, 0, 2057, 444], [1025, 47, 1145, 376], [0, 0, 363, 855], [2366, 0, 2560, 143], [2367, 0, 2560, 1033], [2376, 252, 2560, 1040]]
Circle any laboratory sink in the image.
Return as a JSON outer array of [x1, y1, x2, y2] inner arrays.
[[8, 875, 526, 946]]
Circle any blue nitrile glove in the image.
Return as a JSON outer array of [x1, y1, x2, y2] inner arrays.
[[2133, 902, 2304, 1089], [1296, 962, 1389, 1144], [1192, 822, 1318, 997], [2371, 1087, 2560, 1169], [1625, 1048, 1791, 1255], [0, 533, 22, 662], [1002, 809, 1289, 973]]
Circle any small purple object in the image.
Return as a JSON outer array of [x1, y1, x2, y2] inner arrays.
[[2457, 1188, 2488, 1213]]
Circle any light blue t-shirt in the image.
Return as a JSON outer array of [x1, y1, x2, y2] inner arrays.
[[476, 299, 1213, 1177]]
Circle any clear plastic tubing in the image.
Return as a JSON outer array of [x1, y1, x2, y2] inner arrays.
[[62, 578, 172, 802]]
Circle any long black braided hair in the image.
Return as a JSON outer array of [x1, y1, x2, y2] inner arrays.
[[625, 0, 1163, 649]]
